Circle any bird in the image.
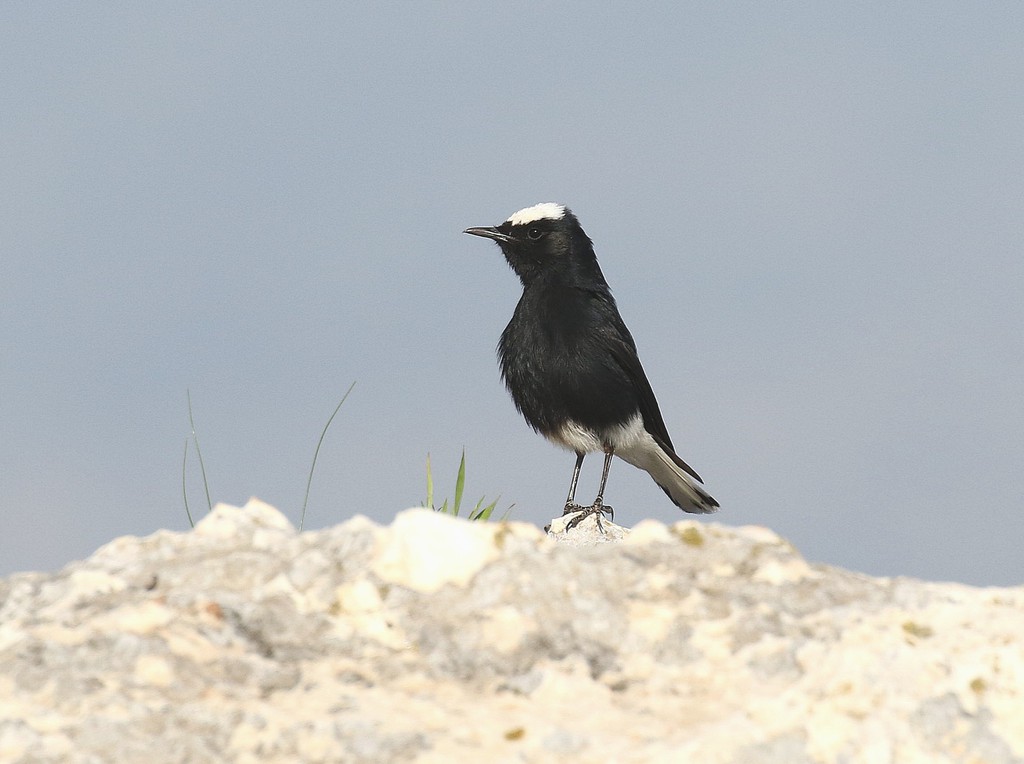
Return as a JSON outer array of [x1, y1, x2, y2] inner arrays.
[[463, 202, 718, 528]]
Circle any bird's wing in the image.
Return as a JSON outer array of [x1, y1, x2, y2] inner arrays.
[[598, 309, 705, 484]]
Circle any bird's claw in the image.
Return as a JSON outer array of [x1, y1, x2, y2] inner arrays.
[[563, 499, 614, 532]]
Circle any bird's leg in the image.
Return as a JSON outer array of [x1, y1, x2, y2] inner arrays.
[[565, 450, 615, 531], [562, 452, 586, 515], [591, 450, 615, 521]]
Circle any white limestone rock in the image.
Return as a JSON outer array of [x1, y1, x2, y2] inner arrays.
[[371, 508, 543, 592], [1, 500, 1022, 763], [546, 509, 630, 544]]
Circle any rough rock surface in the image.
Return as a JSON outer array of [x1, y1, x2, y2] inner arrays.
[[1, 500, 1022, 764]]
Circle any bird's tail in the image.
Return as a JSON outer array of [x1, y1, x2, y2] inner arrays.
[[617, 436, 719, 514]]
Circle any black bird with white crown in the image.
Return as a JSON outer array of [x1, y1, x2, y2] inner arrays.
[[464, 202, 718, 527]]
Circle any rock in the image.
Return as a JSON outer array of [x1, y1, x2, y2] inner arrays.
[[372, 508, 542, 592], [1, 499, 1022, 763], [546, 508, 630, 544]]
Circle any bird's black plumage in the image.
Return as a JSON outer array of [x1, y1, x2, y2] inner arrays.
[[464, 203, 718, 519]]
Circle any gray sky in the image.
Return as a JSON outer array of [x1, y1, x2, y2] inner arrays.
[[3, 4, 1023, 585]]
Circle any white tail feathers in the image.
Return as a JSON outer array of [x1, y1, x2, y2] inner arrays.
[[617, 435, 719, 515]]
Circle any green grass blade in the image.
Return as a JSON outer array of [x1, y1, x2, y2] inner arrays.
[[472, 496, 499, 522], [300, 381, 356, 531], [181, 438, 195, 528], [427, 449, 501, 520], [187, 389, 212, 514], [426, 453, 434, 509], [453, 449, 466, 517]]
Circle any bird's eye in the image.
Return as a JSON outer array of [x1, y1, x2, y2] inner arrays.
[[526, 227, 543, 240]]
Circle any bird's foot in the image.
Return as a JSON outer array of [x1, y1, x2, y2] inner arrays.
[[564, 498, 614, 532]]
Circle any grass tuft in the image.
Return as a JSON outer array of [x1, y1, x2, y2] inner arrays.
[[425, 450, 508, 521], [180, 390, 213, 528], [182, 382, 356, 530], [187, 389, 213, 518], [300, 381, 357, 531], [181, 439, 194, 528]]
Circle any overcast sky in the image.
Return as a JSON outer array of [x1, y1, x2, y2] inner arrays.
[[3, 4, 1023, 585]]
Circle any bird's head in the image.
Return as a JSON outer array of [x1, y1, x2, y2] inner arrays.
[[464, 202, 602, 286]]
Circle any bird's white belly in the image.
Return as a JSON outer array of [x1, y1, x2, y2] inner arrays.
[[547, 412, 646, 454]]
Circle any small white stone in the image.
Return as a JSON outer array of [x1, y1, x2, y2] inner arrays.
[[627, 601, 676, 642], [134, 655, 174, 687], [66, 569, 127, 598], [335, 580, 383, 614], [335, 514, 381, 534], [193, 499, 295, 540], [110, 600, 175, 634], [480, 606, 532, 653], [736, 524, 784, 545], [370, 509, 500, 593], [547, 512, 629, 545], [752, 557, 818, 584], [622, 519, 671, 546]]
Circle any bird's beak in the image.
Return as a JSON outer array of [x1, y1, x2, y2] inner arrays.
[[463, 226, 514, 243]]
